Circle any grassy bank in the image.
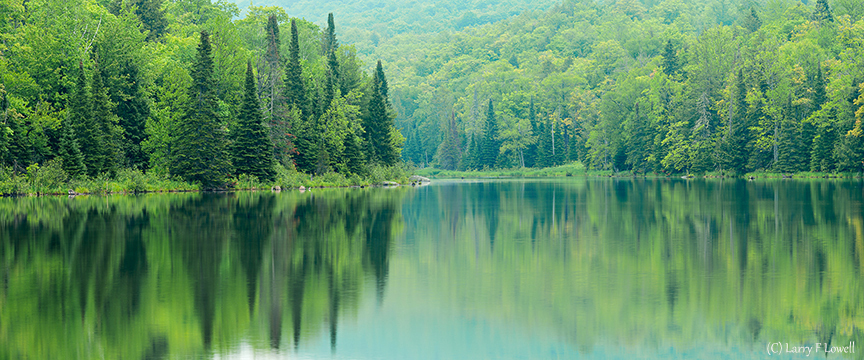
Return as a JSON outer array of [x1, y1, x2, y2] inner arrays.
[[417, 162, 863, 180], [0, 160, 414, 196]]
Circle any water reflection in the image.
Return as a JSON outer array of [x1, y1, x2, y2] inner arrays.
[[0, 189, 404, 359], [1, 179, 863, 359]]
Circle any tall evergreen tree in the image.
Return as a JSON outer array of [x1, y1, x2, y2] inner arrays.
[[170, 31, 230, 188], [661, 40, 680, 76], [812, 0, 834, 23], [285, 19, 309, 118], [90, 51, 117, 176], [69, 61, 99, 177], [537, 120, 552, 168], [742, 7, 762, 32], [0, 89, 9, 166], [323, 51, 340, 112], [718, 69, 749, 174], [343, 130, 364, 174], [364, 61, 398, 165], [134, 0, 167, 41], [480, 99, 499, 166], [233, 61, 276, 181], [775, 97, 802, 173], [59, 116, 86, 178], [115, 60, 150, 169], [323, 13, 338, 55], [523, 97, 538, 167]]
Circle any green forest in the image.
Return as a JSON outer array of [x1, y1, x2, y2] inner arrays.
[[2, 0, 864, 194], [0, 0, 403, 192], [293, 0, 863, 175]]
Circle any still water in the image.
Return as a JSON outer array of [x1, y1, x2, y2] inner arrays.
[[1, 178, 863, 359]]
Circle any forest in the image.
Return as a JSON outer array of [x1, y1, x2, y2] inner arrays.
[[0, 0, 402, 191], [356, 0, 864, 175], [2, 0, 864, 192]]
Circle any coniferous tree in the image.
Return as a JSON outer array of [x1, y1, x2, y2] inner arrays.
[[285, 19, 309, 118], [69, 61, 99, 176], [661, 40, 679, 76], [170, 31, 230, 188], [135, 0, 167, 41], [523, 97, 538, 167], [59, 116, 86, 178], [90, 51, 117, 176], [537, 120, 552, 168], [0, 89, 8, 166], [284, 19, 318, 172], [323, 13, 338, 55], [364, 60, 399, 165], [233, 61, 276, 181], [343, 130, 364, 174], [718, 69, 749, 174], [323, 51, 340, 112], [775, 97, 801, 173], [812, 0, 834, 23], [801, 63, 826, 161], [481, 99, 499, 166], [742, 7, 762, 32], [115, 60, 150, 169]]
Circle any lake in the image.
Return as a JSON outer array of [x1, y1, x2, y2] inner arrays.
[[1, 178, 863, 359]]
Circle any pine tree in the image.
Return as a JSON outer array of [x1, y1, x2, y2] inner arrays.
[[537, 120, 552, 168], [323, 51, 340, 112], [661, 40, 680, 75], [523, 97, 538, 167], [480, 99, 499, 167], [285, 19, 309, 118], [233, 61, 276, 181], [718, 69, 749, 174], [0, 89, 8, 166], [170, 31, 231, 188], [91, 50, 117, 176], [134, 0, 167, 41], [69, 61, 99, 177], [284, 19, 317, 172], [323, 13, 338, 55], [742, 7, 762, 32], [59, 116, 86, 178], [364, 61, 398, 165], [775, 97, 801, 173], [115, 60, 150, 169], [812, 0, 834, 23], [343, 130, 364, 174]]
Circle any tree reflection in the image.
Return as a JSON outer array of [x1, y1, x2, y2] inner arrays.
[[0, 188, 406, 358]]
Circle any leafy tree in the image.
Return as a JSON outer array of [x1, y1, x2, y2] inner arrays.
[[232, 61, 276, 181], [170, 31, 230, 188]]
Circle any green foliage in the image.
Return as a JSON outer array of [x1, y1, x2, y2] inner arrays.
[[170, 31, 231, 189], [232, 62, 276, 181]]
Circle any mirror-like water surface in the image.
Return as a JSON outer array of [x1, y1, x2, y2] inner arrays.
[[1, 179, 863, 359]]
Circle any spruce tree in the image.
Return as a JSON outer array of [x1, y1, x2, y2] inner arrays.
[[524, 97, 538, 167], [364, 61, 398, 165], [284, 19, 309, 118], [90, 51, 117, 176], [775, 97, 801, 173], [661, 40, 679, 75], [134, 0, 167, 41], [59, 116, 86, 178], [718, 69, 749, 174], [0, 89, 8, 166], [116, 60, 150, 169], [233, 61, 276, 181], [742, 7, 762, 32], [812, 0, 834, 23], [343, 130, 364, 174], [69, 61, 99, 177], [481, 99, 499, 166], [323, 13, 338, 55], [284, 19, 317, 172], [170, 31, 230, 188]]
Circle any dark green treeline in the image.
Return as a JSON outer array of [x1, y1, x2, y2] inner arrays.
[[0, 1, 401, 188], [0, 189, 405, 358]]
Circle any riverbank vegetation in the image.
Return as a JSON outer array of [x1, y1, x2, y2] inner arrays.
[[0, 0, 404, 194]]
